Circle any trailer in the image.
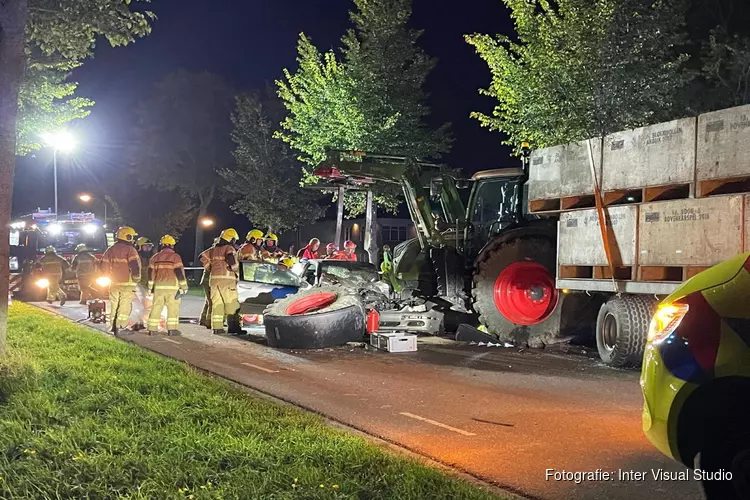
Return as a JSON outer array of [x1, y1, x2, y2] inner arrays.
[[528, 104, 750, 367]]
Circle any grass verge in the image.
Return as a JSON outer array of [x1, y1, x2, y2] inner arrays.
[[0, 303, 501, 499]]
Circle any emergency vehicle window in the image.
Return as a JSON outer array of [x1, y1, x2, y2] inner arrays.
[[39, 229, 108, 253]]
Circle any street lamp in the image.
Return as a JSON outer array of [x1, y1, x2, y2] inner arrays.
[[78, 193, 107, 225], [42, 131, 77, 218], [200, 217, 214, 228]]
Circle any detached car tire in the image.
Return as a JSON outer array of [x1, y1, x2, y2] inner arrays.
[[263, 286, 366, 349]]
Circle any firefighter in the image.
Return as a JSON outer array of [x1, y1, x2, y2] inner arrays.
[[39, 246, 69, 305], [201, 228, 244, 335], [332, 240, 358, 261], [323, 242, 337, 259], [132, 237, 154, 331], [71, 244, 97, 304], [100, 226, 141, 334], [238, 229, 264, 261], [261, 232, 284, 262], [147, 235, 188, 336], [199, 237, 220, 329], [297, 238, 320, 260]]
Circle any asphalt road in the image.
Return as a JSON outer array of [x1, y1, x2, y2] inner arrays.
[[33, 300, 704, 500]]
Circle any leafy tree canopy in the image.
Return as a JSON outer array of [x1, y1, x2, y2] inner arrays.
[[466, 0, 691, 150], [221, 92, 325, 233], [276, 0, 451, 217]]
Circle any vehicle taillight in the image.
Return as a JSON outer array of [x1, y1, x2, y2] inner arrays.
[[647, 303, 689, 344]]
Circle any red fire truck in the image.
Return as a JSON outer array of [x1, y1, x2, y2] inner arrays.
[[9, 209, 110, 300]]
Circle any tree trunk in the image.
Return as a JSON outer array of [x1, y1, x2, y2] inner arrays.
[[193, 187, 214, 265], [364, 190, 378, 265], [0, 0, 29, 353], [335, 186, 345, 249]]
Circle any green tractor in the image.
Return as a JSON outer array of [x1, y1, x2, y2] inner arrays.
[[314, 149, 569, 346]]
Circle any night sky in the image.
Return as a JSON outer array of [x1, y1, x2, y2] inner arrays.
[[12, 0, 514, 224]]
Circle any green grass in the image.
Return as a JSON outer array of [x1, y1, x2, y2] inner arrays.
[[0, 303, 501, 499]]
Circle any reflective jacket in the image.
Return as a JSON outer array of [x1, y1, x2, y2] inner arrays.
[[72, 252, 97, 278], [200, 242, 238, 284], [148, 248, 187, 292], [238, 243, 262, 261], [39, 254, 70, 277], [331, 250, 357, 262], [100, 241, 141, 285], [300, 246, 319, 260]]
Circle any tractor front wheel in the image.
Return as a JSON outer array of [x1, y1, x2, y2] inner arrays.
[[472, 238, 560, 345]]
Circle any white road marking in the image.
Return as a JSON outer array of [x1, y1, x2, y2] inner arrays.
[[241, 362, 280, 374], [399, 412, 476, 436], [162, 338, 182, 345]]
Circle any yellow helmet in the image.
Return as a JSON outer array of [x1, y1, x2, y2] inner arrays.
[[247, 229, 264, 241], [135, 237, 152, 249], [220, 228, 239, 242], [160, 235, 177, 246], [116, 226, 137, 242], [265, 233, 279, 242], [279, 257, 295, 269]]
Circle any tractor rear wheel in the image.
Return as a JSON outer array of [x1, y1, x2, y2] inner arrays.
[[471, 238, 559, 345]]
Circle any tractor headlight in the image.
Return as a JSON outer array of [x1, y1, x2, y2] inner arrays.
[[95, 276, 111, 287], [35, 278, 50, 289]]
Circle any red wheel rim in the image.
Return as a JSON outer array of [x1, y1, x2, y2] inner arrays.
[[493, 261, 558, 326], [285, 292, 337, 315]]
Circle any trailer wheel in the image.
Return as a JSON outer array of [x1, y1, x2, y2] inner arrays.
[[596, 295, 657, 368], [472, 238, 559, 342], [263, 286, 366, 349]]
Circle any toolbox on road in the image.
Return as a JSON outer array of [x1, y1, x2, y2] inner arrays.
[[370, 332, 418, 353]]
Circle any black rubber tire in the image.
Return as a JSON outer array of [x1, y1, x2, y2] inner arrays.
[[595, 295, 657, 368], [263, 286, 366, 349], [471, 238, 557, 338], [431, 246, 467, 309]]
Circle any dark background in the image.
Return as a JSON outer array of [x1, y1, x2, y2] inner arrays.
[[12, 0, 514, 260]]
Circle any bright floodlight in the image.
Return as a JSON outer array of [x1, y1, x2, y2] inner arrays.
[[47, 223, 62, 235], [42, 130, 77, 152], [79, 194, 92, 202], [83, 224, 97, 234]]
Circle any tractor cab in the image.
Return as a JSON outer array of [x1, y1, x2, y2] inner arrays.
[[464, 168, 527, 260]]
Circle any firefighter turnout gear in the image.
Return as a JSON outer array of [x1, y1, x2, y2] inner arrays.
[[100, 239, 141, 331], [39, 250, 69, 304], [199, 237, 219, 328], [147, 244, 188, 333], [200, 240, 241, 332], [261, 232, 284, 262], [72, 246, 97, 304]]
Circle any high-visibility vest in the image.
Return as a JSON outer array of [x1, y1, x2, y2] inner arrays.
[[100, 241, 140, 285], [148, 248, 187, 291]]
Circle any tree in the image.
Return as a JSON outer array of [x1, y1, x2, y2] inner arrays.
[[17, 61, 93, 154], [465, 0, 691, 150], [130, 70, 235, 264], [108, 191, 198, 244], [0, 0, 153, 352], [276, 0, 451, 217], [221, 92, 325, 233]]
